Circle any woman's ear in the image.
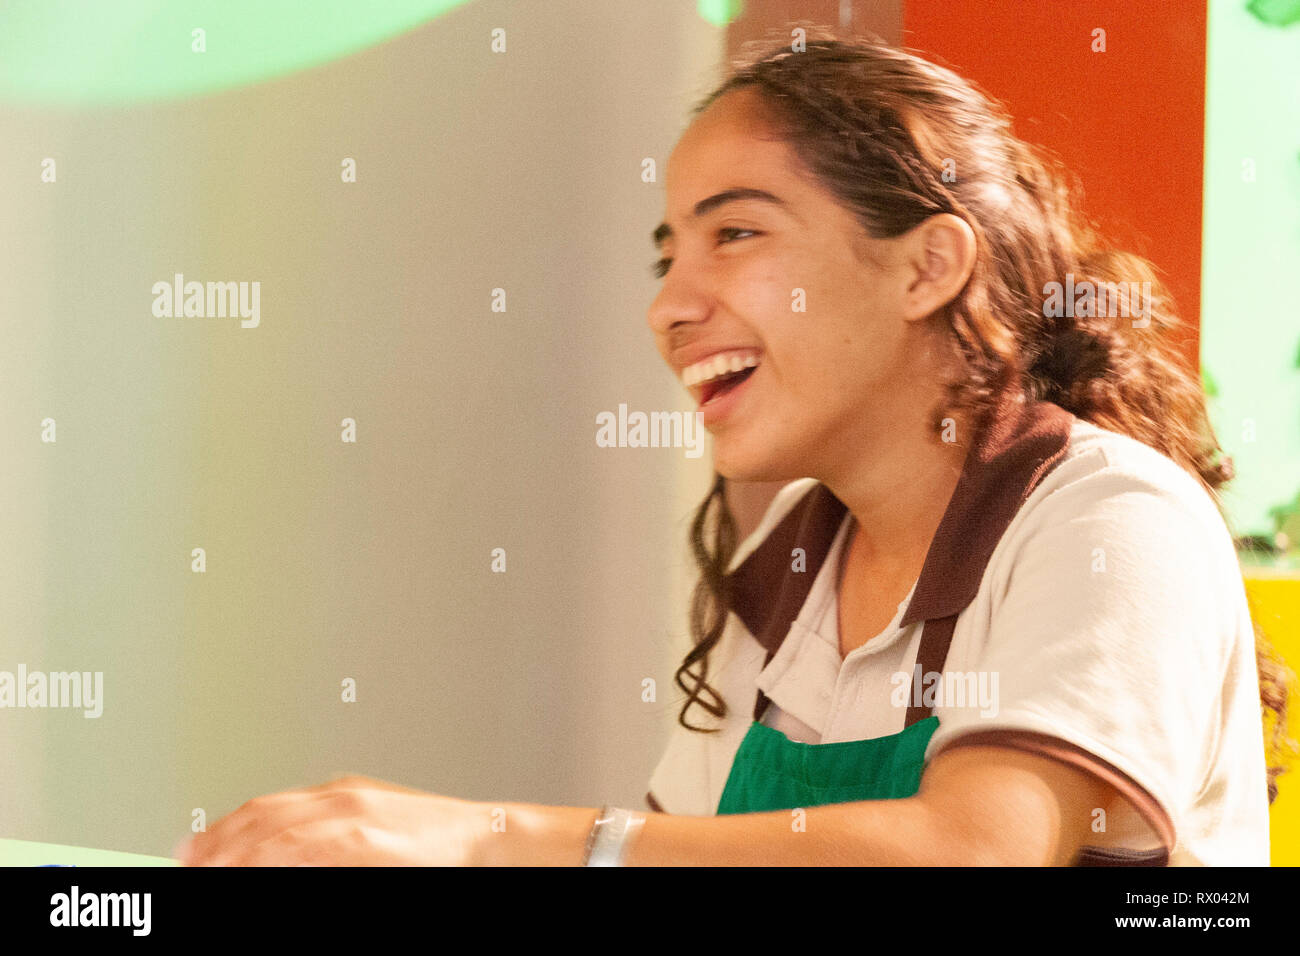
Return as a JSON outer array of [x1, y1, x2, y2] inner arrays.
[[900, 213, 977, 322]]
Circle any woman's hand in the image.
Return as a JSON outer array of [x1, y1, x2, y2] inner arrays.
[[176, 774, 495, 866]]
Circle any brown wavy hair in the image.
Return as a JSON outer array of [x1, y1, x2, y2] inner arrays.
[[673, 30, 1296, 803]]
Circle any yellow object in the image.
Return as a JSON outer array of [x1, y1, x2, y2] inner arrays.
[[1243, 569, 1300, 866]]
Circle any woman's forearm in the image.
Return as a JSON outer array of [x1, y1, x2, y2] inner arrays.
[[489, 798, 968, 866], [624, 799, 958, 866]]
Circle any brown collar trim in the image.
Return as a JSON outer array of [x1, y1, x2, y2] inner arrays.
[[724, 394, 1076, 653], [726, 482, 847, 656], [900, 393, 1076, 626]]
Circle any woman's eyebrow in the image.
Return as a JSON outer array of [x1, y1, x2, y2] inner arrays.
[[652, 188, 788, 248]]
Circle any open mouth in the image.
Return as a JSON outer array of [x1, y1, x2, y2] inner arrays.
[[681, 350, 761, 407], [700, 364, 757, 405]]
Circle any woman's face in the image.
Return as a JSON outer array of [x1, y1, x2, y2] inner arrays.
[[647, 88, 963, 483]]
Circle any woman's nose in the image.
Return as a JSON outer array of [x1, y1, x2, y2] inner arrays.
[[646, 269, 711, 337]]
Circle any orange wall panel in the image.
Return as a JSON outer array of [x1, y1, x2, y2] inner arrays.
[[902, 1, 1206, 366]]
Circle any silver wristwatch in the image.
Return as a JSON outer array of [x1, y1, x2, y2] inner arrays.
[[581, 805, 647, 866]]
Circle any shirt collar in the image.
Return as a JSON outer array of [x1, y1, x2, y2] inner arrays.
[[725, 391, 1076, 656]]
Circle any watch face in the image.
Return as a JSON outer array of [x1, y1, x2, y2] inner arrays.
[[584, 807, 645, 866]]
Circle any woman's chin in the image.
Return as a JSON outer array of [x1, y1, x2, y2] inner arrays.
[[712, 448, 800, 484]]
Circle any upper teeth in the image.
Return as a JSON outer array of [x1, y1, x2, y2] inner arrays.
[[682, 352, 760, 388]]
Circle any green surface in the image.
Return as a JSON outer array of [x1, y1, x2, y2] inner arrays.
[[0, 0, 472, 105], [0, 838, 178, 867], [1202, 0, 1300, 538], [696, 0, 745, 27]]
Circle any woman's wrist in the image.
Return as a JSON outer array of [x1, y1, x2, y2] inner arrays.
[[581, 806, 647, 866], [475, 801, 601, 865]]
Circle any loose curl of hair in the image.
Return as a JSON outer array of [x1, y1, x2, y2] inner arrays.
[[672, 30, 1296, 803]]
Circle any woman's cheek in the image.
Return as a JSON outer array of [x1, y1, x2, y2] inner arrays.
[[725, 260, 793, 319]]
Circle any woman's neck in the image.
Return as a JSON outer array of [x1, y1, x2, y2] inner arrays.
[[822, 403, 971, 582]]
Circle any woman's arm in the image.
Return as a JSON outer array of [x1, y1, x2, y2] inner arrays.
[[492, 744, 1117, 866], [177, 745, 1120, 865]]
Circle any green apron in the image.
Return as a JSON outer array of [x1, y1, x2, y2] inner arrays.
[[716, 715, 940, 812], [716, 611, 959, 814]]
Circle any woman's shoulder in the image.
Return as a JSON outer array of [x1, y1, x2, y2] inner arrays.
[[1035, 417, 1234, 544], [998, 415, 1249, 645]]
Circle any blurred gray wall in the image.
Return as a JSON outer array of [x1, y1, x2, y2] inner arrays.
[[0, 0, 722, 856]]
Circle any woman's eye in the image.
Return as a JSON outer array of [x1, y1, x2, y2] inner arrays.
[[718, 227, 757, 242], [651, 228, 758, 279]]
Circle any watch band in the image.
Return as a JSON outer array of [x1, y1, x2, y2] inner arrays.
[[582, 805, 646, 866]]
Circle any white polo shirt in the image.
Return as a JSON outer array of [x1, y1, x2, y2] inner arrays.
[[648, 410, 1271, 866]]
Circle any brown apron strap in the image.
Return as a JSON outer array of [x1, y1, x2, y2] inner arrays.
[[904, 613, 958, 728]]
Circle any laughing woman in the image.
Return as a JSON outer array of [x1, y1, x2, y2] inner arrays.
[[180, 34, 1291, 867]]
